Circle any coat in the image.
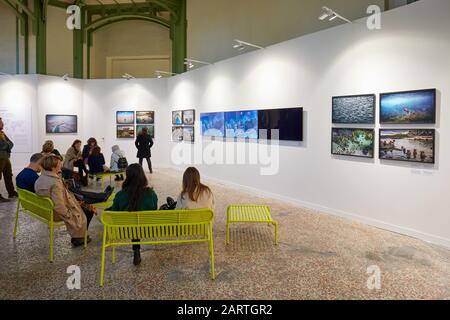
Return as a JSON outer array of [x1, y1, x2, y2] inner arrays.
[[110, 145, 125, 171], [63, 147, 81, 171], [135, 134, 154, 159], [88, 154, 106, 174], [0, 131, 13, 159], [35, 171, 87, 238]]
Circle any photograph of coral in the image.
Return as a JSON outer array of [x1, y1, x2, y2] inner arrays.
[[332, 128, 374, 158]]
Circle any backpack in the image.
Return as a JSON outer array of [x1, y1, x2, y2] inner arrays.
[[118, 157, 128, 170]]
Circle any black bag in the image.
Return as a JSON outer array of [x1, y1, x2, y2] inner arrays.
[[118, 157, 128, 170]]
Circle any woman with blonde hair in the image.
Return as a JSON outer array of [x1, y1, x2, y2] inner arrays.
[[176, 167, 215, 210], [41, 140, 61, 157]]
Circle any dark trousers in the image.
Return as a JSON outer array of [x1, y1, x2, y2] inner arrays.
[[132, 239, 140, 251], [138, 157, 152, 173], [0, 158, 16, 196], [74, 159, 89, 179]]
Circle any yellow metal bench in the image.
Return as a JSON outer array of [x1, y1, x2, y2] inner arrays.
[[226, 205, 279, 245], [99, 208, 215, 287], [14, 188, 87, 262]]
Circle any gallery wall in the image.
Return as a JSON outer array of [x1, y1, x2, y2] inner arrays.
[[167, 0, 450, 247], [0, 0, 449, 248]]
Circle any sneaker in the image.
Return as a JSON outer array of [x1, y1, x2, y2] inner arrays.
[[0, 195, 10, 203], [167, 197, 175, 208], [133, 249, 141, 266]]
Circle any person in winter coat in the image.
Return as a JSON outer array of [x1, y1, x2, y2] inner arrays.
[[82, 137, 98, 164], [62, 140, 89, 186], [135, 127, 154, 174], [110, 145, 125, 181], [35, 155, 94, 247]]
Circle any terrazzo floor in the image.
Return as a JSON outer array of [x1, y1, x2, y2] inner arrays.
[[1, 168, 450, 300]]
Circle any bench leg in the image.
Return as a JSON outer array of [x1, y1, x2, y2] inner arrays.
[[273, 221, 279, 245], [101, 177, 105, 190], [84, 231, 88, 249], [226, 222, 230, 244], [209, 231, 215, 280], [13, 200, 20, 239], [100, 227, 107, 287], [49, 222, 54, 263]]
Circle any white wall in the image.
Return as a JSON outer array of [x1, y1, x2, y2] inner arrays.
[[1, 0, 449, 249], [168, 0, 450, 247], [82, 79, 170, 167]]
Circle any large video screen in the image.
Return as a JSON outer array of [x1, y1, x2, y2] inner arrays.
[[225, 110, 258, 139], [258, 108, 303, 141], [201, 112, 225, 137]]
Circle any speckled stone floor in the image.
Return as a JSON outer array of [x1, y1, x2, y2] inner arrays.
[[1, 168, 450, 300]]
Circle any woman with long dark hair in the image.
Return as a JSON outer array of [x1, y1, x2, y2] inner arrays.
[[176, 167, 215, 210], [82, 137, 98, 164], [135, 127, 154, 173], [111, 163, 158, 265]]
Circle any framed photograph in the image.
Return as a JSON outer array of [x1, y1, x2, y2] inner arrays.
[[379, 129, 435, 164], [117, 125, 135, 139], [45, 115, 78, 133], [136, 111, 154, 124], [380, 89, 436, 124], [183, 126, 195, 143], [172, 126, 183, 142], [332, 94, 376, 124], [183, 110, 195, 125], [225, 110, 258, 139], [116, 111, 135, 124], [331, 128, 374, 158], [172, 111, 183, 125], [136, 124, 155, 138], [200, 112, 225, 137]]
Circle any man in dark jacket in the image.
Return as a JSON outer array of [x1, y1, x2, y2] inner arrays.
[[0, 117, 18, 201], [135, 126, 154, 173]]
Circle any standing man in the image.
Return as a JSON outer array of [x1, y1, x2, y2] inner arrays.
[[135, 126, 154, 174], [0, 117, 18, 202]]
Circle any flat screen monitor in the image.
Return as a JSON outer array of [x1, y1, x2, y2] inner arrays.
[[225, 110, 258, 139], [200, 112, 225, 137], [258, 108, 303, 141]]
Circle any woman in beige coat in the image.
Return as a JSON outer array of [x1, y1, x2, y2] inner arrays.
[[35, 155, 93, 247], [62, 139, 89, 186]]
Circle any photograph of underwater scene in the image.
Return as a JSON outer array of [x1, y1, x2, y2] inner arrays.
[[380, 89, 436, 124], [379, 129, 435, 164], [225, 110, 258, 139], [332, 94, 375, 124], [332, 128, 374, 158], [201, 112, 225, 137]]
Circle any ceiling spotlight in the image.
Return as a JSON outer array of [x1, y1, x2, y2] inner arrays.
[[62, 74, 69, 81], [155, 70, 177, 78], [232, 39, 264, 52], [184, 58, 211, 70], [318, 6, 352, 23], [121, 73, 135, 80]]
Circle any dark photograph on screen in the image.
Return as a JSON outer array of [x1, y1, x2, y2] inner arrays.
[[225, 110, 258, 139], [45, 115, 77, 133], [380, 89, 436, 124], [332, 128, 374, 158], [379, 129, 435, 164], [136, 124, 154, 138], [332, 94, 375, 124], [201, 112, 225, 137], [258, 108, 303, 141]]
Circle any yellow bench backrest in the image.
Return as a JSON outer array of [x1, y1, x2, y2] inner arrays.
[[17, 188, 54, 221], [101, 209, 214, 240]]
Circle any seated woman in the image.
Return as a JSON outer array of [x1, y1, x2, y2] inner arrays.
[[62, 140, 89, 186], [176, 167, 215, 210], [41, 140, 61, 158], [88, 146, 109, 176], [82, 137, 97, 164], [35, 155, 94, 247], [111, 164, 158, 266]]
